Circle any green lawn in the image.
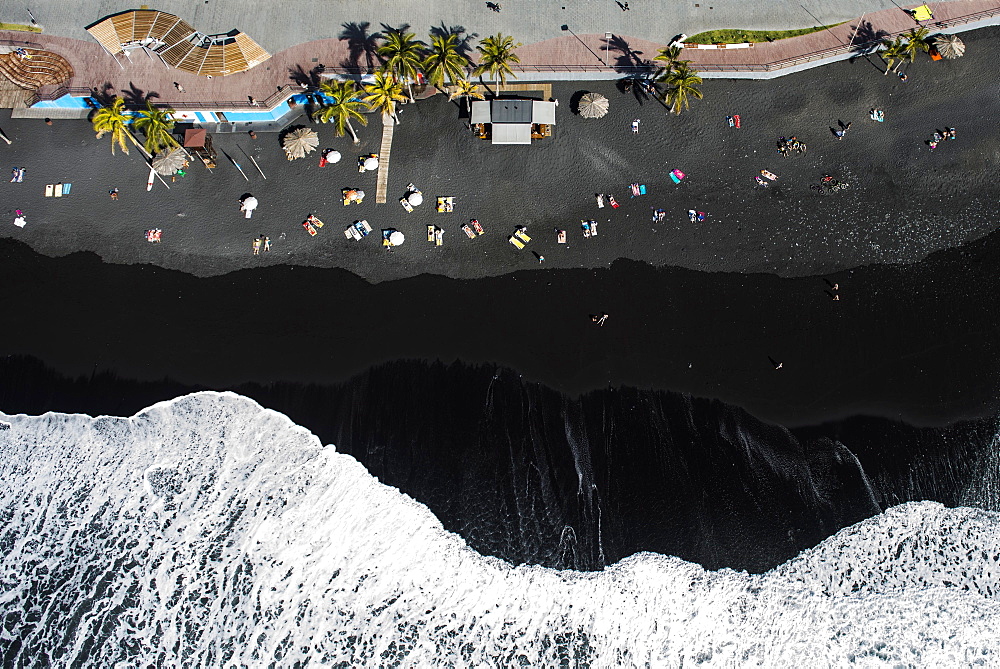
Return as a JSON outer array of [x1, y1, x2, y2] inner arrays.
[[685, 23, 845, 44], [0, 22, 42, 33]]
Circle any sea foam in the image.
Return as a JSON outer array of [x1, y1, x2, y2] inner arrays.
[[1, 392, 998, 667]]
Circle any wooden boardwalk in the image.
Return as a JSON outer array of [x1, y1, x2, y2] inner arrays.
[[375, 115, 394, 204]]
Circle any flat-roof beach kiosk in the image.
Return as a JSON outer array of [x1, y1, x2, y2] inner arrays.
[[470, 99, 556, 145]]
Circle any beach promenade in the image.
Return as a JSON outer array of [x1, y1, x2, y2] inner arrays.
[[1, 0, 999, 113]]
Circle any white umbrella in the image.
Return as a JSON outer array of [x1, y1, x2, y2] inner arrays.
[[356, 189, 365, 200], [364, 156, 379, 171], [389, 230, 405, 246], [152, 147, 187, 176], [325, 150, 342, 164], [241, 196, 258, 211], [408, 191, 423, 206]]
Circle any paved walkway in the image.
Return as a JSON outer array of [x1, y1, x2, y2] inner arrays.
[[0, 0, 997, 111], [375, 115, 394, 204]]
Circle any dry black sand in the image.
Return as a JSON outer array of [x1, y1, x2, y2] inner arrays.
[[3, 28, 1000, 429]]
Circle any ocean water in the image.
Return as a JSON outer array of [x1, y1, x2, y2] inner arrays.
[[2, 391, 999, 667]]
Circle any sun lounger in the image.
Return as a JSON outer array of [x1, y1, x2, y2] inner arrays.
[[303, 221, 318, 236], [761, 170, 778, 181], [631, 119, 640, 133], [435, 228, 444, 246], [591, 221, 598, 236], [596, 194, 605, 208], [471, 219, 484, 235], [54, 183, 63, 198], [557, 230, 567, 244], [514, 229, 531, 243], [733, 114, 741, 128], [427, 225, 436, 242], [508, 235, 525, 249], [582, 221, 591, 238], [609, 195, 619, 208], [345, 227, 360, 240], [400, 197, 414, 212], [44, 184, 53, 197], [462, 224, 476, 239], [306, 215, 324, 228], [436, 196, 455, 212]]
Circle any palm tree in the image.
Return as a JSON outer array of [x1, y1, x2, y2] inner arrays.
[[363, 70, 407, 124], [902, 26, 930, 63], [312, 80, 369, 143], [91, 96, 132, 155], [423, 33, 469, 91], [377, 29, 425, 102], [880, 36, 907, 74], [662, 62, 703, 115], [474, 33, 522, 92], [133, 100, 179, 155], [653, 45, 683, 75], [448, 79, 484, 114]]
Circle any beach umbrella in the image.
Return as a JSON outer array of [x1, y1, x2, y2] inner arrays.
[[241, 196, 258, 211], [389, 230, 405, 246], [325, 150, 342, 164], [578, 92, 609, 119], [364, 156, 379, 171], [152, 147, 187, 176], [933, 34, 965, 59], [408, 191, 423, 206], [283, 128, 319, 160]]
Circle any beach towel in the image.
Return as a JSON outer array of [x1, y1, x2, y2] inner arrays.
[[670, 169, 685, 184], [62, 183, 71, 195]]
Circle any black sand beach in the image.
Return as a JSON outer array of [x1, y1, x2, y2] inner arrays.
[[3, 27, 1000, 282], [3, 27, 1000, 574]]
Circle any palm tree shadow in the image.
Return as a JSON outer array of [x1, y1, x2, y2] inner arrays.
[[848, 20, 889, 68], [339, 22, 383, 73], [429, 23, 478, 59], [603, 35, 647, 72], [288, 64, 325, 89], [380, 23, 412, 37], [121, 82, 159, 107]]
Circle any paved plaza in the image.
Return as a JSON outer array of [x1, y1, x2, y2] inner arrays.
[[3, 0, 907, 53]]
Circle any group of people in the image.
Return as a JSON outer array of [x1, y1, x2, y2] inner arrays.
[[252, 236, 272, 255], [928, 127, 957, 150], [777, 136, 807, 156]]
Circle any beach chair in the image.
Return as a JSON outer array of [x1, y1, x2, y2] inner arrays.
[[582, 221, 591, 238], [631, 119, 640, 133], [514, 229, 531, 244], [345, 226, 361, 240], [435, 228, 444, 246], [44, 184, 53, 197], [400, 197, 414, 213], [591, 221, 598, 236], [462, 224, 476, 239], [54, 183, 63, 198], [508, 235, 525, 249], [436, 196, 454, 212], [303, 221, 318, 236], [557, 230, 566, 244], [471, 219, 485, 235], [596, 194, 605, 208], [760, 170, 778, 181], [307, 215, 324, 228], [427, 225, 436, 242], [609, 195, 619, 208]]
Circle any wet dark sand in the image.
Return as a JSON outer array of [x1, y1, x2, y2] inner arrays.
[[1, 218, 999, 429]]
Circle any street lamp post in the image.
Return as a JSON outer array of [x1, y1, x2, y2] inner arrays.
[[605, 32, 613, 67]]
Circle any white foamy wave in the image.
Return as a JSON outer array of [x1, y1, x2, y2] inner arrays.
[[1, 392, 998, 667]]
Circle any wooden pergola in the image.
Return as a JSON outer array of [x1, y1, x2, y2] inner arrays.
[[86, 10, 269, 76]]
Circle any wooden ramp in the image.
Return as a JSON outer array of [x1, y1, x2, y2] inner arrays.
[[375, 114, 394, 204]]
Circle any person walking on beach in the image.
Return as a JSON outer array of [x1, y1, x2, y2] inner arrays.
[[592, 313, 609, 326], [536, 253, 545, 264], [173, 82, 185, 93], [109, 187, 119, 200], [262, 236, 271, 252]]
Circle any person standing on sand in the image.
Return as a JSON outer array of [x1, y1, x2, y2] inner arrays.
[[592, 313, 609, 326], [109, 188, 119, 200]]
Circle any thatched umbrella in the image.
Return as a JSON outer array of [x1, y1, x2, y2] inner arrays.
[[933, 34, 965, 59], [283, 128, 319, 160], [152, 147, 187, 175], [578, 92, 609, 119]]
